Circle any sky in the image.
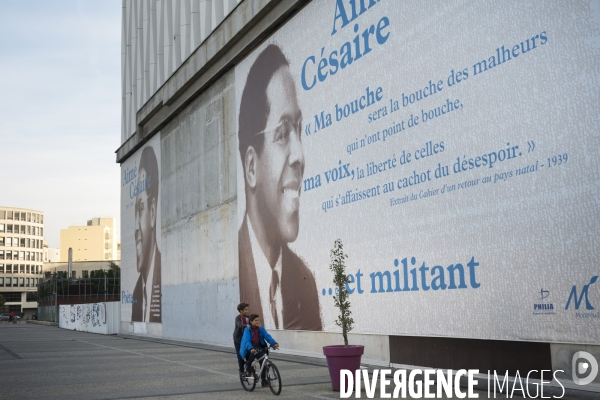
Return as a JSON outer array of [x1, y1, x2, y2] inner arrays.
[[0, 1, 122, 248]]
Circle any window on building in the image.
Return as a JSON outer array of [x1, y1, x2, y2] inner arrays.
[[13, 238, 18, 247], [19, 265, 24, 273], [13, 225, 19, 234], [41, 228, 43, 237], [35, 227, 39, 236], [26, 291, 37, 302], [26, 265, 30, 273], [82, 270, 89, 278], [26, 213, 30, 222], [19, 252, 24, 261], [5, 237, 10, 247], [5, 265, 11, 273], [6, 225, 12, 233], [40, 215, 43, 224], [8, 305, 21, 313], [25, 252, 30, 261], [5, 251, 11, 261], [0, 210, 5, 219], [0, 278, 3, 287], [0, 237, 3, 246], [71, 271, 76, 279], [19, 278, 24, 286], [25, 278, 29, 287], [0, 224, 4, 233], [0, 264, 3, 273], [0, 251, 3, 260], [6, 211, 13, 220], [0, 292, 21, 302], [12, 278, 18, 287], [5, 278, 11, 287], [20, 225, 25, 234]]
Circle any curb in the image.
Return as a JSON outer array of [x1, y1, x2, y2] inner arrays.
[[26, 320, 58, 326]]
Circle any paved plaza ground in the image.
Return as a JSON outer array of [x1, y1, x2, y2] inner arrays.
[[0, 323, 595, 399]]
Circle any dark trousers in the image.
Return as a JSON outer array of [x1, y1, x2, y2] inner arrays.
[[234, 341, 245, 372], [245, 347, 267, 381]]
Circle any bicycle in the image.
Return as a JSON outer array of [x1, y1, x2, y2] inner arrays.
[[239, 345, 282, 395]]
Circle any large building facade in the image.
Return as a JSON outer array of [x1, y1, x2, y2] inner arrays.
[[0, 207, 44, 316], [118, 0, 600, 387]]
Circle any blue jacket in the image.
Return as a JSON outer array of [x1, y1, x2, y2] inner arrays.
[[239, 325, 277, 358]]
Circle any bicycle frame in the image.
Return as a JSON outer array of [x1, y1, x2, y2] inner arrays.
[[247, 345, 275, 381]]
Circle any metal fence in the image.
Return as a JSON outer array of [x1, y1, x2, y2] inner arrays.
[[38, 276, 120, 307]]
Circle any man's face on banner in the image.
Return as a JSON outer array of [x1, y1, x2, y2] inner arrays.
[[134, 167, 155, 274], [255, 66, 304, 244]]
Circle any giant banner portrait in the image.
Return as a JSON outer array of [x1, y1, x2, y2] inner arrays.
[[236, 0, 600, 343], [121, 134, 162, 324]]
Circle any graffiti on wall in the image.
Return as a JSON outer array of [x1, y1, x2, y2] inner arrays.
[[59, 303, 106, 332]]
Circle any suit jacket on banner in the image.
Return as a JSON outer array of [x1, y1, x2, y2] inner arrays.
[[239, 217, 322, 331], [132, 247, 162, 323]]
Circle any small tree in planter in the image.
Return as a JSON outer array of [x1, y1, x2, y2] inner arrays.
[[330, 239, 354, 346], [323, 239, 364, 392]]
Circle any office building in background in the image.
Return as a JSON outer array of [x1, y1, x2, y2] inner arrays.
[[0, 206, 44, 316], [60, 217, 120, 262]]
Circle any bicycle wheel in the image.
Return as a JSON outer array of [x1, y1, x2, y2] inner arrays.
[[240, 368, 256, 392], [266, 361, 282, 395]]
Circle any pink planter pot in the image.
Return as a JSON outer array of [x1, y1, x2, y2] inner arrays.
[[323, 345, 364, 391]]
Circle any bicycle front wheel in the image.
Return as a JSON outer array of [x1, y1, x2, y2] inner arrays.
[[266, 361, 282, 395]]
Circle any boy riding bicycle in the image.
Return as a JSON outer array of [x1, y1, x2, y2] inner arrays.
[[240, 314, 279, 387]]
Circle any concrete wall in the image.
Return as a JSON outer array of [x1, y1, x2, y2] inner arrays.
[[120, 69, 239, 345], [160, 69, 238, 344]]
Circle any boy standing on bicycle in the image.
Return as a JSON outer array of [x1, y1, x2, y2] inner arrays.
[[233, 302, 250, 374], [240, 314, 279, 387]]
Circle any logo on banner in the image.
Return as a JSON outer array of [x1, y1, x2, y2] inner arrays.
[[533, 288, 555, 314], [572, 351, 598, 385], [122, 291, 137, 304], [566, 276, 599, 318]]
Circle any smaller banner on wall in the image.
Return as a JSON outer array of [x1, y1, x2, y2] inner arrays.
[[120, 134, 162, 324]]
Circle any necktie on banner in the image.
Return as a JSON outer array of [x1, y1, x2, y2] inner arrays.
[[269, 269, 279, 329], [143, 284, 147, 322]]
